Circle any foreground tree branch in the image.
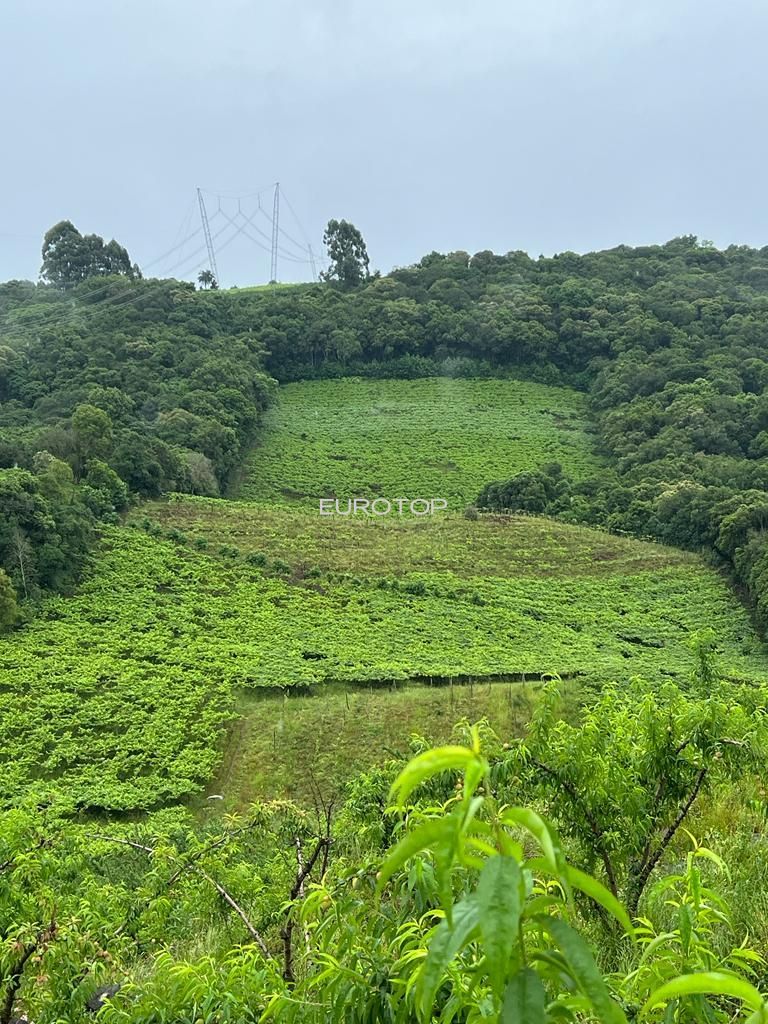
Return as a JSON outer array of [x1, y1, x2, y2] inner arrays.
[[530, 758, 619, 898], [0, 919, 56, 1024], [87, 833, 269, 956], [628, 767, 708, 914], [282, 834, 332, 984]]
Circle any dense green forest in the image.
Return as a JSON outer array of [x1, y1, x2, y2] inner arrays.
[[5, 230, 768, 1020], [4, 233, 768, 621]]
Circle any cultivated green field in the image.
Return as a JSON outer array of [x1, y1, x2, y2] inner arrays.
[[237, 377, 603, 508], [144, 496, 696, 578], [3, 376, 767, 811], [2, 515, 763, 810]]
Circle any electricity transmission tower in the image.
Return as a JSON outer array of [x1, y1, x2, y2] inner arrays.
[[270, 182, 280, 283], [197, 187, 219, 284], [181, 182, 316, 286]]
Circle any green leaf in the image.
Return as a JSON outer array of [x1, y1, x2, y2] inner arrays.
[[543, 917, 629, 1024], [640, 972, 765, 1017], [376, 818, 453, 895], [389, 746, 479, 806], [418, 895, 481, 1018], [501, 807, 565, 876], [564, 864, 634, 937], [463, 757, 488, 800], [547, 1004, 578, 1021], [678, 903, 693, 956], [501, 968, 547, 1023], [476, 855, 524, 998]]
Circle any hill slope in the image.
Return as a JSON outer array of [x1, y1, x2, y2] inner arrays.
[[236, 377, 602, 507], [2, 377, 763, 810]]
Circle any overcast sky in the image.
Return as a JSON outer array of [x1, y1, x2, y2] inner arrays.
[[1, 0, 767, 286]]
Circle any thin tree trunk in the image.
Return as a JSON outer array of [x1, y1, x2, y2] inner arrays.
[[87, 833, 269, 955], [628, 767, 707, 915], [11, 529, 29, 600], [530, 758, 619, 898]]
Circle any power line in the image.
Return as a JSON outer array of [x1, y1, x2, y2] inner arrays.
[[198, 184, 275, 201], [167, 199, 196, 256], [211, 207, 314, 277], [1, 213, 256, 337], [197, 188, 219, 284], [220, 206, 279, 257], [196, 184, 325, 275], [143, 226, 204, 273], [280, 187, 322, 281], [1, 183, 324, 335], [278, 188, 315, 252], [1, 217, 237, 334], [157, 219, 247, 279], [162, 216, 229, 276], [270, 183, 280, 283], [259, 207, 313, 261]]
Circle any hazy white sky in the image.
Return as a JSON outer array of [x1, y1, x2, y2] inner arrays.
[[1, 0, 767, 285]]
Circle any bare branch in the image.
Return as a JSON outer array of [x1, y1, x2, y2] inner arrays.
[[86, 832, 269, 956], [290, 837, 329, 902], [295, 838, 311, 955], [529, 758, 618, 898], [282, 835, 331, 984], [629, 767, 707, 914], [87, 833, 154, 855], [192, 865, 269, 956], [165, 819, 263, 888]]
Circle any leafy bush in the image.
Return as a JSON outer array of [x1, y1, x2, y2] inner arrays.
[[4, 732, 768, 1023]]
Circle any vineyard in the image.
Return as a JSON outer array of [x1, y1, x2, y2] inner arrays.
[[2, 377, 767, 812], [1, 518, 763, 810], [236, 377, 603, 507]]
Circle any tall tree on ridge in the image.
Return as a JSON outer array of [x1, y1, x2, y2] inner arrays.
[[41, 221, 139, 288], [321, 219, 370, 288]]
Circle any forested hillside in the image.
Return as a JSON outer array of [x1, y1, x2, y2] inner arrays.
[[4, 234, 768, 625], [0, 277, 275, 611]]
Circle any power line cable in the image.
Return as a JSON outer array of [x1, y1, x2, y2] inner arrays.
[[1, 187, 318, 334], [1, 228, 225, 336], [221, 209, 315, 269], [214, 202, 313, 265], [276, 185, 320, 254], [2, 218, 238, 335], [254, 206, 314, 261], [2, 219, 206, 325], [203, 185, 317, 262], [144, 214, 233, 277], [139, 226, 204, 271], [198, 184, 275, 201]]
